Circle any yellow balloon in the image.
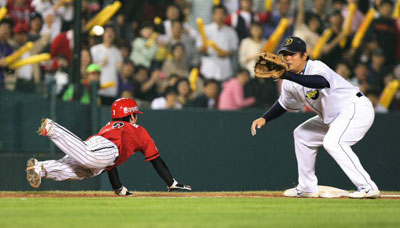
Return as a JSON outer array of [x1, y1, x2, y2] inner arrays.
[[5, 42, 34, 65], [0, 7, 7, 21], [9, 53, 51, 69]]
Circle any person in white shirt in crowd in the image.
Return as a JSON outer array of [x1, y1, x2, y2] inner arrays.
[[163, 4, 197, 40], [31, 0, 73, 40], [196, 5, 239, 82], [151, 86, 182, 110], [239, 22, 266, 78], [90, 25, 123, 105]]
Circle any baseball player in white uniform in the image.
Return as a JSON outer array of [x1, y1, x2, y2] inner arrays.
[[251, 36, 380, 198]]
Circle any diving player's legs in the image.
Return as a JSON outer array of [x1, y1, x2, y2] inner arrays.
[[293, 116, 328, 193], [39, 119, 118, 169], [39, 155, 103, 181], [323, 97, 378, 192]]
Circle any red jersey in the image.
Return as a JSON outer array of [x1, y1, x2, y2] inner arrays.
[[96, 121, 160, 169]]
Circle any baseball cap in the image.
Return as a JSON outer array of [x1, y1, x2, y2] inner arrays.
[[13, 23, 29, 34], [86, 64, 102, 73], [29, 12, 42, 20], [277, 36, 307, 54]]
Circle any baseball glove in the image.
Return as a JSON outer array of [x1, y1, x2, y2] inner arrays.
[[254, 52, 289, 79]]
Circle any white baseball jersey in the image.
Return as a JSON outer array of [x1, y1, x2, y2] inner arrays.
[[279, 60, 359, 124], [277, 60, 379, 193]]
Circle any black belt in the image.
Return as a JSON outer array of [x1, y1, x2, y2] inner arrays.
[[356, 92, 363, 97]]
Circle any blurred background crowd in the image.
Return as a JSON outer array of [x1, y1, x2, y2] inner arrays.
[[0, 0, 400, 112]]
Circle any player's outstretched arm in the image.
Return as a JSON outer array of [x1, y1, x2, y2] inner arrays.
[[150, 157, 192, 191], [107, 167, 133, 196]]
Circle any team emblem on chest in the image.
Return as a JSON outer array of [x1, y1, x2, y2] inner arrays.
[[306, 90, 319, 100]]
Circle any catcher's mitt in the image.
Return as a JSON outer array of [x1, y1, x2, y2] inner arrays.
[[254, 52, 288, 79]]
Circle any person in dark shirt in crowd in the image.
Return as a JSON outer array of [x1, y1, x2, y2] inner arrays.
[[367, 48, 391, 93], [367, 0, 398, 65], [132, 65, 159, 102], [118, 61, 135, 98], [320, 10, 349, 69], [245, 77, 279, 109], [28, 12, 43, 42], [193, 79, 220, 109], [175, 78, 194, 107]]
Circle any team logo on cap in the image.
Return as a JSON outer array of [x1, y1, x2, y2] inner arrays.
[[284, 38, 293, 46]]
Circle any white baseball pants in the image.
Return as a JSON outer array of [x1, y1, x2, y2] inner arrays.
[[38, 121, 119, 181], [293, 96, 378, 192]]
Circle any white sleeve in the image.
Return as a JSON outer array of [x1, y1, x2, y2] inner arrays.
[[278, 81, 303, 112]]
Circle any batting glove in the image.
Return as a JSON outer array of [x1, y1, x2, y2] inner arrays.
[[168, 178, 192, 191], [114, 186, 133, 196]]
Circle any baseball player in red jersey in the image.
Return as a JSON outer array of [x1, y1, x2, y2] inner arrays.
[[26, 98, 191, 195]]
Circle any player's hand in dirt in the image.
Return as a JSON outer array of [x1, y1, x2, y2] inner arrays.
[[251, 118, 266, 136], [168, 179, 192, 191], [115, 186, 133, 196]]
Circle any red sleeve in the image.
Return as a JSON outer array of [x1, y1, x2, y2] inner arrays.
[[225, 14, 232, 26], [140, 127, 160, 162]]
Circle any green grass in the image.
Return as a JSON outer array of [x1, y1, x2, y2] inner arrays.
[[1, 193, 400, 228]]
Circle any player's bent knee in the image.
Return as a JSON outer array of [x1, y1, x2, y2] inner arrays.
[[322, 138, 340, 152], [293, 126, 309, 143]]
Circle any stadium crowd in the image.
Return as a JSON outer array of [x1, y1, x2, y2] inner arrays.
[[0, 0, 400, 112]]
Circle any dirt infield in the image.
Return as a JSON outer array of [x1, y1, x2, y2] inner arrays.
[[1, 191, 399, 199]]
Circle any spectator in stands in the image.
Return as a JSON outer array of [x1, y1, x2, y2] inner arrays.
[[263, 0, 293, 43], [161, 43, 189, 78], [7, 0, 34, 27], [175, 78, 193, 107], [51, 29, 73, 63], [91, 25, 123, 105], [239, 22, 266, 78], [367, 48, 390, 92], [163, 3, 197, 40], [225, 0, 269, 41], [368, 0, 398, 65], [342, 0, 365, 34], [336, 62, 352, 81], [193, 79, 219, 109], [353, 62, 370, 93], [130, 22, 158, 69], [132, 65, 159, 102], [0, 19, 14, 89], [157, 73, 179, 95], [167, 20, 198, 68], [80, 48, 92, 80], [244, 76, 279, 109], [320, 10, 348, 69], [151, 86, 182, 110], [28, 12, 43, 42], [118, 60, 135, 98], [294, 0, 322, 52], [188, 0, 214, 30], [308, 0, 329, 22], [117, 41, 132, 63], [32, 0, 74, 40], [53, 54, 70, 96], [11, 24, 36, 93], [218, 68, 255, 110], [62, 63, 101, 105], [113, 13, 134, 42], [196, 5, 239, 81]]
